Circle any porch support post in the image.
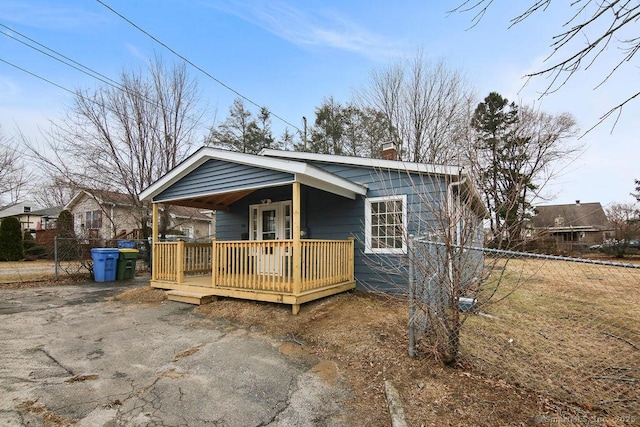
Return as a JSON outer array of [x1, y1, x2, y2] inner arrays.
[[292, 181, 302, 314], [152, 203, 159, 244], [211, 238, 217, 288], [152, 203, 159, 281], [176, 239, 184, 284]]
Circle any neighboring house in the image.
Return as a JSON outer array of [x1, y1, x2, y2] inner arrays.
[[31, 206, 64, 230], [532, 201, 611, 246], [139, 146, 487, 313], [65, 189, 213, 240], [0, 201, 44, 232]]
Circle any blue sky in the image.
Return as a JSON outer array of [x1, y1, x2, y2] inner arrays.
[[0, 0, 637, 208]]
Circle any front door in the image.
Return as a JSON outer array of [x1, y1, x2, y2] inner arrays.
[[250, 201, 291, 275]]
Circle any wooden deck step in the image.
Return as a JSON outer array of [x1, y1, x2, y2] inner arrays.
[[166, 290, 217, 305]]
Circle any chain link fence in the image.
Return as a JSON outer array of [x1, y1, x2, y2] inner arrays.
[[409, 239, 640, 420], [54, 238, 150, 279]]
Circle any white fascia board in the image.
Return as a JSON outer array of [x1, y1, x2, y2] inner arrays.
[[296, 174, 362, 199], [140, 146, 367, 202], [260, 149, 462, 176], [64, 191, 86, 210]]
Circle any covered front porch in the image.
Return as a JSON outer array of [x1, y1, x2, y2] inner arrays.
[[150, 236, 355, 314], [141, 148, 367, 314]]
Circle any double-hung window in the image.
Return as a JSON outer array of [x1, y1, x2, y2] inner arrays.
[[365, 195, 407, 254], [85, 210, 102, 229]]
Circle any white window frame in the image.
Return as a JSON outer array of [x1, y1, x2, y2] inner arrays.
[[180, 226, 193, 238], [364, 195, 408, 254], [248, 200, 292, 241]]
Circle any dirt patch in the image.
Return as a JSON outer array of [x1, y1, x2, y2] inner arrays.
[[113, 286, 166, 304], [16, 399, 76, 427], [0, 276, 88, 290], [174, 343, 205, 360]]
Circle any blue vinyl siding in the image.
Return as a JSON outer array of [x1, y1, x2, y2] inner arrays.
[[216, 186, 293, 241], [304, 164, 447, 293], [214, 161, 448, 294], [154, 159, 293, 202]]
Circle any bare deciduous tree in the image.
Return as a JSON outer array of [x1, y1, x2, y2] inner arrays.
[[357, 51, 475, 164], [605, 202, 640, 258], [26, 57, 204, 241], [0, 126, 31, 204], [453, 0, 640, 128]]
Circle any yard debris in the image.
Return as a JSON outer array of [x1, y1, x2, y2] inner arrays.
[[65, 374, 99, 383]]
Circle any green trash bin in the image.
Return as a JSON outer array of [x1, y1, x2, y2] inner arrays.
[[116, 249, 139, 280]]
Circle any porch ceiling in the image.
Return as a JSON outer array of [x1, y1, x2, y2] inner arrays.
[[167, 189, 255, 211]]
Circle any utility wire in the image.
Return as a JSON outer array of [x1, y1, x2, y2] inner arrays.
[[0, 23, 211, 133], [96, 0, 302, 132], [0, 57, 211, 143], [0, 57, 75, 96], [0, 26, 121, 91]]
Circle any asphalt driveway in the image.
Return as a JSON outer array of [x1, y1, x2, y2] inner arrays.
[[0, 280, 349, 426]]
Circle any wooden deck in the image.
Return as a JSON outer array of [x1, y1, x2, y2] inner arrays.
[[150, 238, 356, 314]]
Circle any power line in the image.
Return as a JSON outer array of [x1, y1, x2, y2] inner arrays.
[[0, 57, 211, 141], [0, 25, 121, 91], [0, 24, 211, 134], [95, 0, 302, 133], [0, 57, 75, 96]]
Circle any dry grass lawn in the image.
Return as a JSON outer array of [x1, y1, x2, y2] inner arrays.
[[462, 258, 640, 421]]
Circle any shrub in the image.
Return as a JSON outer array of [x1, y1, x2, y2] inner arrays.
[[23, 230, 36, 250], [24, 245, 47, 260], [0, 217, 23, 261]]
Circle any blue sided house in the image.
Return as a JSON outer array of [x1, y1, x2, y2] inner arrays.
[[139, 146, 486, 314]]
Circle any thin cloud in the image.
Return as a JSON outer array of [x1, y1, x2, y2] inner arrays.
[[0, 75, 20, 99], [200, 0, 399, 58], [0, 1, 107, 31]]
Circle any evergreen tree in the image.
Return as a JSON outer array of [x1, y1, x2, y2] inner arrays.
[[470, 92, 578, 247], [207, 99, 275, 154], [0, 217, 23, 261], [23, 229, 35, 251], [298, 98, 396, 157], [56, 209, 78, 261], [471, 92, 527, 246]]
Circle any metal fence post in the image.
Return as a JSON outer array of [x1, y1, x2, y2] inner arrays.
[[54, 236, 59, 281], [408, 234, 416, 358]]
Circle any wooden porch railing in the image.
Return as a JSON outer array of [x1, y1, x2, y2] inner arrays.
[[214, 240, 294, 293], [152, 241, 212, 283], [300, 239, 355, 292], [152, 238, 354, 294]]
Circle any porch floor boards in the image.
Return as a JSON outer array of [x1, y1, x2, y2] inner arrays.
[[150, 274, 356, 314]]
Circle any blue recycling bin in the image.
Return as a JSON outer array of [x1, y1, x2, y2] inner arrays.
[[91, 248, 120, 282]]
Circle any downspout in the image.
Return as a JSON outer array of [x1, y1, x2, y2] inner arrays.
[[447, 172, 466, 247], [447, 173, 466, 306], [110, 205, 115, 239]]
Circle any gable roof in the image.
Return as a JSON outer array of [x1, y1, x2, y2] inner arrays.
[[0, 201, 43, 218], [261, 149, 487, 216], [65, 189, 136, 210], [31, 205, 64, 218], [260, 149, 463, 176], [533, 202, 611, 231], [139, 147, 369, 207]]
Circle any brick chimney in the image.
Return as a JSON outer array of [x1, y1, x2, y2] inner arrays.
[[381, 142, 398, 161]]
